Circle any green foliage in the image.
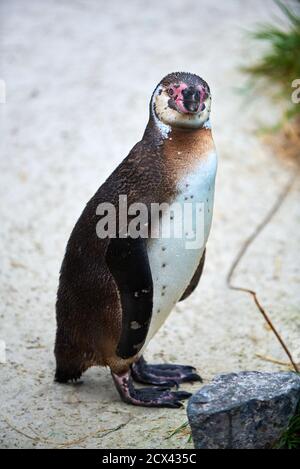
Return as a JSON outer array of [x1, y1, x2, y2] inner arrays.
[[276, 405, 300, 449], [242, 0, 300, 119], [166, 421, 192, 444]]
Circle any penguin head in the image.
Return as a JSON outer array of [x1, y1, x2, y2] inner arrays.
[[151, 72, 211, 130]]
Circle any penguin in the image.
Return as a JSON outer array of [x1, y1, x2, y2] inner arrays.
[[54, 72, 218, 408]]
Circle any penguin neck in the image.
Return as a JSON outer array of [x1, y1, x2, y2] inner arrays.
[[141, 116, 216, 201], [143, 116, 213, 157]]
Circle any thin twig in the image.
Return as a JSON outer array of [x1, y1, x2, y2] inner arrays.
[[2, 418, 39, 443], [56, 417, 132, 449], [256, 353, 295, 368], [226, 170, 299, 373], [3, 416, 132, 448]]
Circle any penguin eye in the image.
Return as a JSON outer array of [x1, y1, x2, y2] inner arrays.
[[167, 88, 174, 96]]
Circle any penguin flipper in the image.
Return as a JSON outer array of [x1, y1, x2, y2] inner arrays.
[[179, 249, 206, 301], [106, 236, 153, 359]]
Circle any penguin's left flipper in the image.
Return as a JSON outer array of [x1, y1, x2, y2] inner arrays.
[[179, 249, 206, 301], [106, 236, 153, 360]]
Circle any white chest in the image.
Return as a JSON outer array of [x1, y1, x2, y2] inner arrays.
[[140, 151, 218, 353]]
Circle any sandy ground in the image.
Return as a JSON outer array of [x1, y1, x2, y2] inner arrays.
[[0, 0, 299, 449]]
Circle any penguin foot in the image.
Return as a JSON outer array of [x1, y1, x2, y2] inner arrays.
[[112, 370, 192, 408], [131, 356, 202, 387]]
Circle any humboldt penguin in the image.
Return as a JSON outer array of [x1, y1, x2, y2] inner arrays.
[[54, 72, 218, 407]]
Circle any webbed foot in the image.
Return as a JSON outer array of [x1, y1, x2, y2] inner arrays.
[[112, 369, 191, 408], [131, 356, 202, 387]]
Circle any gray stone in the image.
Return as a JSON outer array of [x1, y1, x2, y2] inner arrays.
[[187, 371, 300, 449]]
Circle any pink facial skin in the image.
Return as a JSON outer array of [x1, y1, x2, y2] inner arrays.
[[168, 83, 188, 113], [168, 82, 207, 114]]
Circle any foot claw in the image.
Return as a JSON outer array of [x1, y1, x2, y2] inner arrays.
[[180, 372, 203, 383]]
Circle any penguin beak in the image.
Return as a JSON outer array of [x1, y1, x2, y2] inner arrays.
[[170, 83, 208, 115], [182, 87, 201, 114]]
